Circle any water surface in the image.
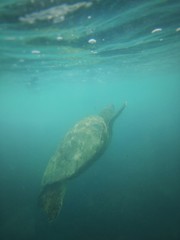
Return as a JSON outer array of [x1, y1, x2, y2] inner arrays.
[[0, 0, 180, 239]]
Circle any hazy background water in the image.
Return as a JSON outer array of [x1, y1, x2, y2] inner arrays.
[[0, 0, 180, 239]]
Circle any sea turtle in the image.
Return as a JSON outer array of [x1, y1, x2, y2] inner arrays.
[[39, 102, 126, 221]]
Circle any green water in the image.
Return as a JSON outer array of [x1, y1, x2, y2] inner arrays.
[[0, 0, 180, 239]]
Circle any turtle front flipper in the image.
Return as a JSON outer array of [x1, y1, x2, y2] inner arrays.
[[39, 182, 66, 222]]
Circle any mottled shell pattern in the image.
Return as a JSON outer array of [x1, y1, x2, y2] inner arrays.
[[42, 115, 109, 187]]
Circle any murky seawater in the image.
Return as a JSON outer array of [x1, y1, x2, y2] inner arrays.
[[0, 0, 180, 239]]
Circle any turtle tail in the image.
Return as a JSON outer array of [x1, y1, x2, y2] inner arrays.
[[38, 182, 66, 222]]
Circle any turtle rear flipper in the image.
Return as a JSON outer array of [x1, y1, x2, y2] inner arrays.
[[39, 182, 66, 222]]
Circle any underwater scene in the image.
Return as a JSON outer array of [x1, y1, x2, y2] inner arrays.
[[0, 0, 180, 239]]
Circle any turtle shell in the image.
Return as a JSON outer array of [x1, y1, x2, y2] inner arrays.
[[42, 115, 109, 186]]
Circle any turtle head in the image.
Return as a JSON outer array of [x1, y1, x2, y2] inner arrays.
[[99, 102, 127, 126], [99, 104, 116, 125]]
